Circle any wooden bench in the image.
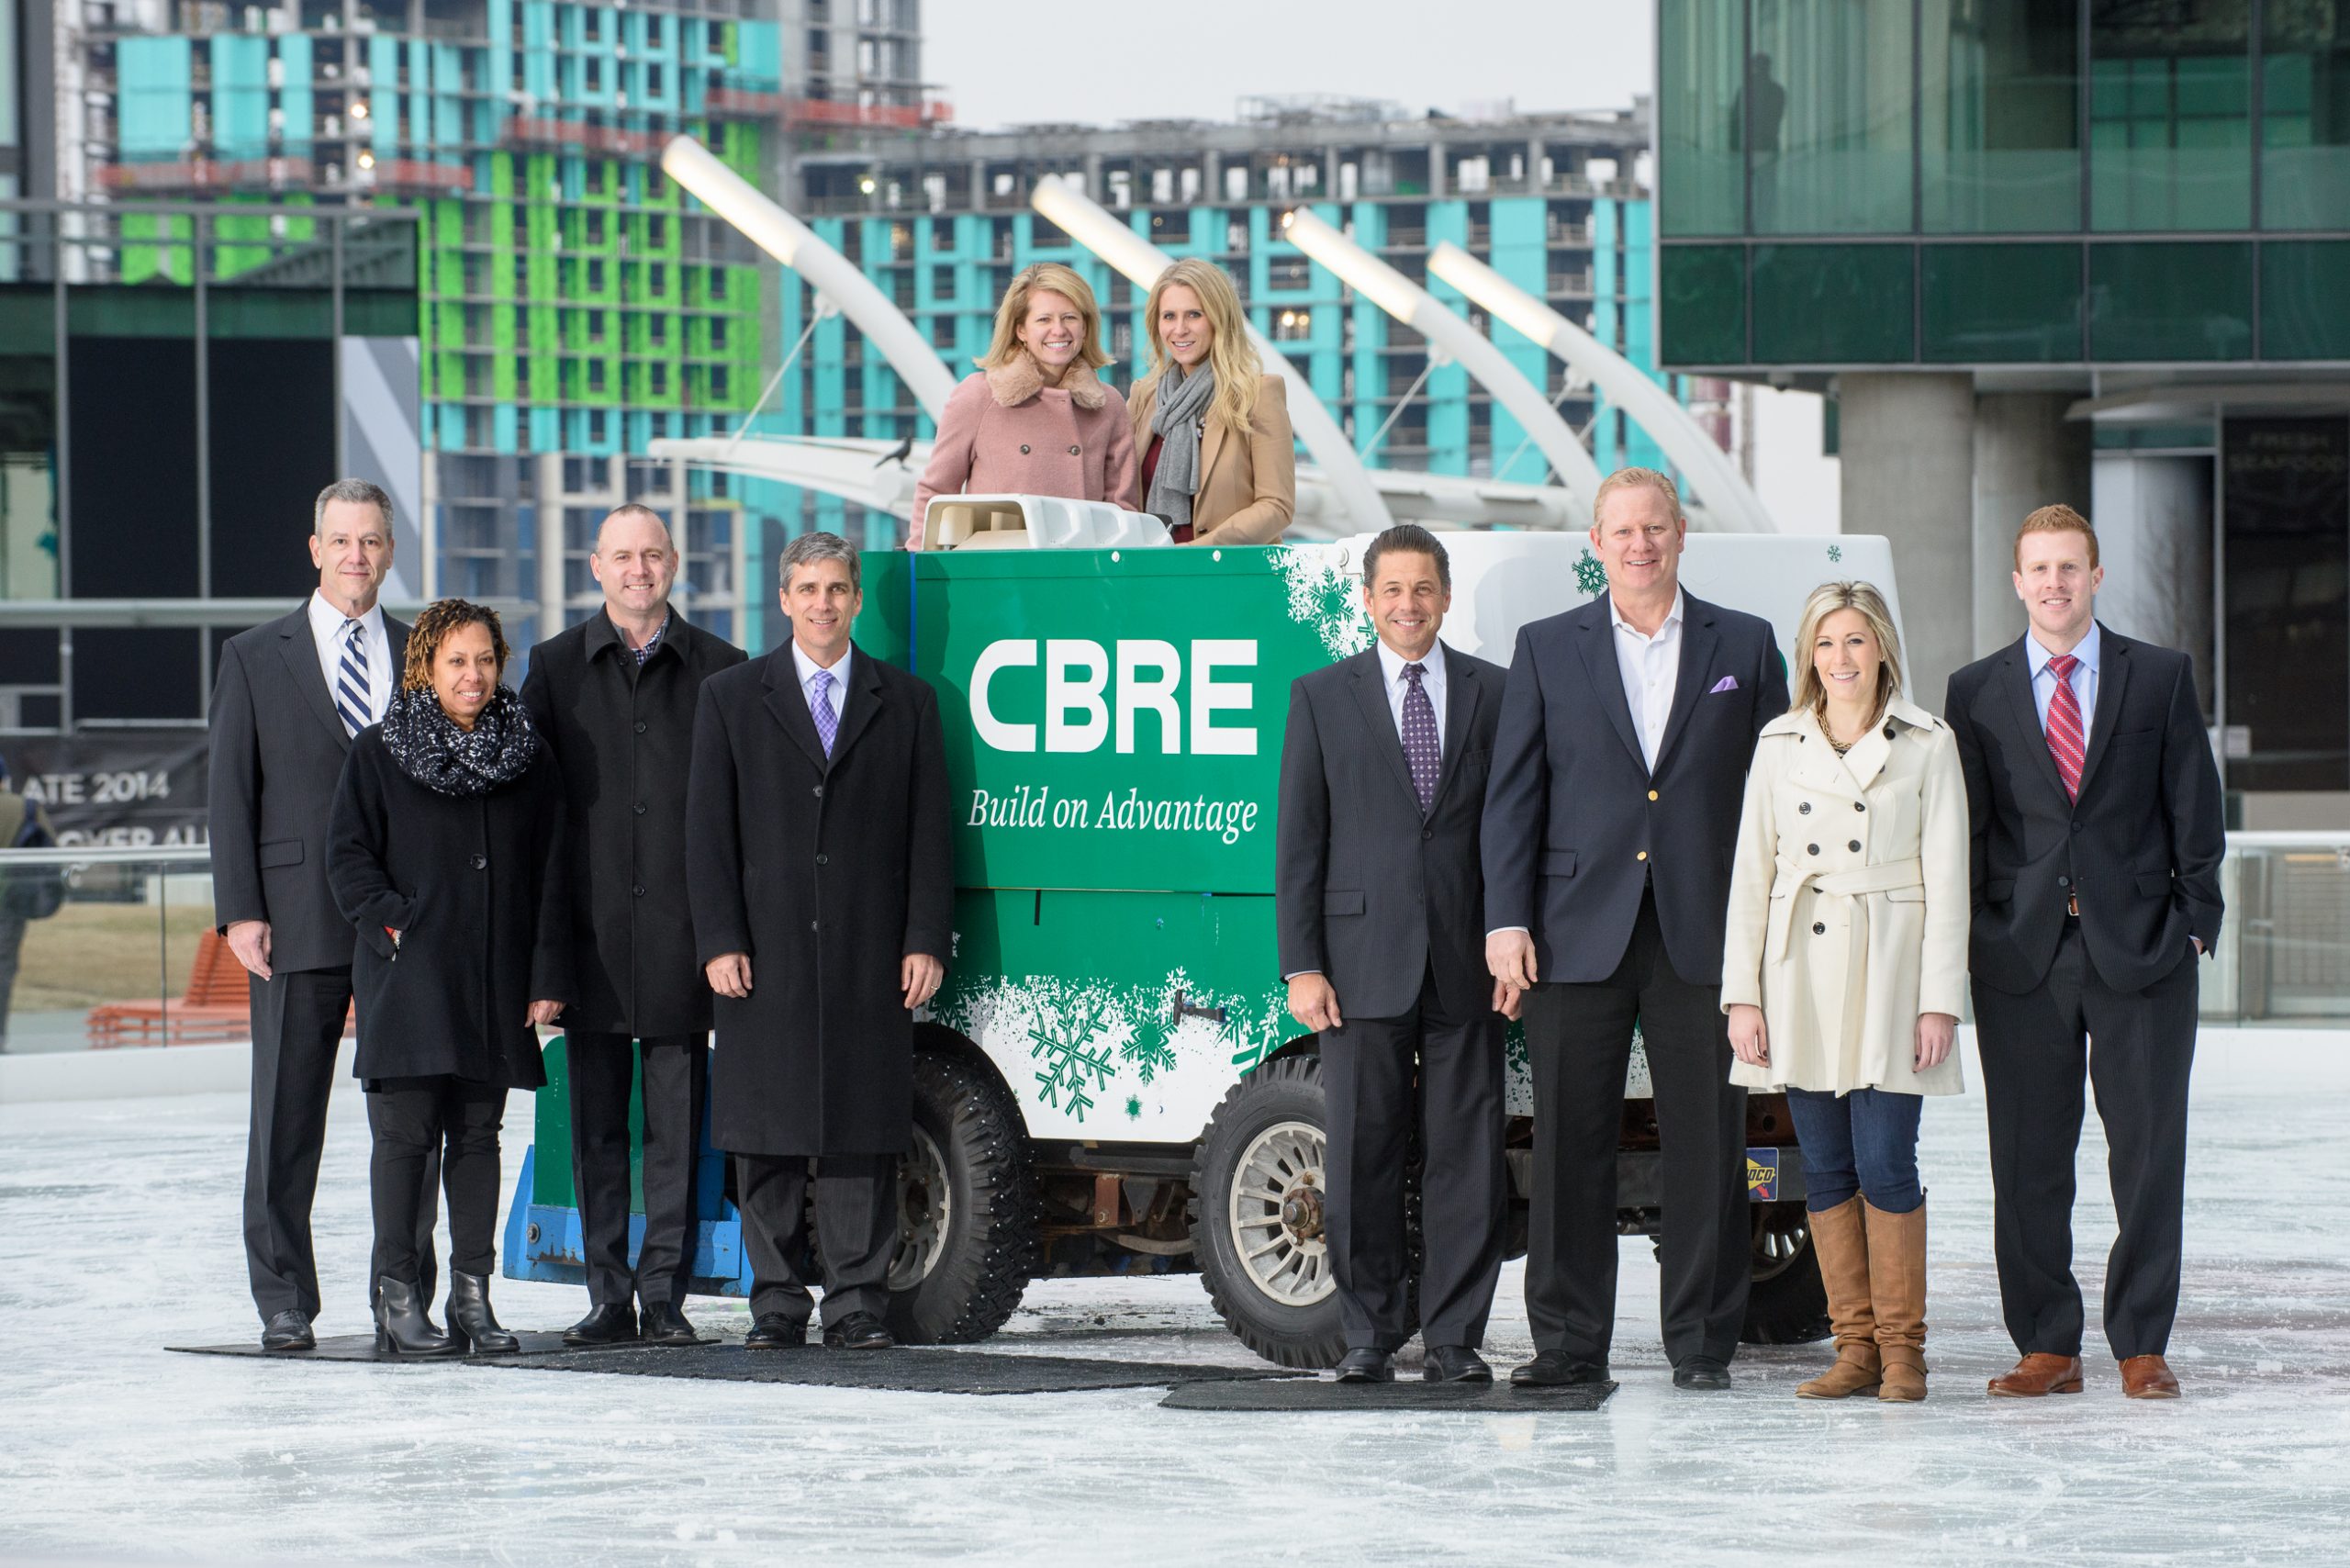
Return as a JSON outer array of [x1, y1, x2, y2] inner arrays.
[[85, 927, 354, 1048]]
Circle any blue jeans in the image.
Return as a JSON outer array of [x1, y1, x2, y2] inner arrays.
[[1786, 1087, 1923, 1215]]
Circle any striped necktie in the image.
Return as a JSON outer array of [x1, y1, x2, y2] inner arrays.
[[335, 618, 372, 737], [2044, 653, 2084, 801]]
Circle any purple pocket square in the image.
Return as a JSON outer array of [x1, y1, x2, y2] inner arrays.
[[1708, 676, 1740, 694]]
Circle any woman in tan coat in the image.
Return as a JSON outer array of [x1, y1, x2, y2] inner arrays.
[[1721, 580, 1967, 1404], [1125, 258, 1295, 545], [909, 262, 1139, 545]]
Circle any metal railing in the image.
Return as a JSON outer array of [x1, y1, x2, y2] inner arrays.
[[0, 835, 2344, 1058]]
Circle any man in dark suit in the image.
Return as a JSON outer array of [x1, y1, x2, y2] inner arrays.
[[209, 479, 435, 1351], [1277, 524, 1515, 1385], [1483, 467, 1788, 1392], [1944, 504, 2223, 1402], [520, 504, 746, 1350], [687, 531, 952, 1352]]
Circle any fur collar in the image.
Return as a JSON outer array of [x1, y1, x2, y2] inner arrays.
[[986, 353, 1106, 410]]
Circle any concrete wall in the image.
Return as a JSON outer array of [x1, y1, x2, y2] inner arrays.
[[1974, 391, 2092, 657], [1838, 373, 1975, 706]]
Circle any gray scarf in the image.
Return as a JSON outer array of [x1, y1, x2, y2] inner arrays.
[[1145, 364, 1217, 534]]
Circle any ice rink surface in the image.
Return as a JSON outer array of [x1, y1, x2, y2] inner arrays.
[[5, 1032, 2348, 1568]]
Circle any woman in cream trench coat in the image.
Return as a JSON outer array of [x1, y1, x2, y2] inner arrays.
[[1721, 581, 1967, 1405]]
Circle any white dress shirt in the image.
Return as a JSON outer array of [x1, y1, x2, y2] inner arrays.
[[2026, 621, 2100, 746], [1610, 588, 1685, 773], [306, 590, 392, 728], [791, 638, 854, 720], [1375, 639, 1447, 758]]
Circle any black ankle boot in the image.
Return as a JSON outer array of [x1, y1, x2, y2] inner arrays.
[[445, 1270, 520, 1355], [375, 1276, 461, 1358]]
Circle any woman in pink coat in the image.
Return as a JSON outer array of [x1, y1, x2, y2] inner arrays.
[[909, 263, 1140, 547]]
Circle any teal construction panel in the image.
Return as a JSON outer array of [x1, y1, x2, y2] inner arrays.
[[369, 36, 400, 155], [735, 21, 783, 89], [280, 36, 313, 154], [211, 36, 270, 160], [118, 37, 193, 159]]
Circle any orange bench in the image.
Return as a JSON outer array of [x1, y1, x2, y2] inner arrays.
[[86, 927, 355, 1048]]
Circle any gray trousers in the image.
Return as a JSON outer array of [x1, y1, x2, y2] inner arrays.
[[733, 1151, 899, 1326]]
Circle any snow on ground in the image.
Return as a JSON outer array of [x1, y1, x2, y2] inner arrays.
[[4, 1033, 2349, 1567]]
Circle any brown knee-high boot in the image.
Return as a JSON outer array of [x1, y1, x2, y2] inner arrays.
[[1796, 1197, 1881, 1399], [1865, 1198, 1929, 1402]]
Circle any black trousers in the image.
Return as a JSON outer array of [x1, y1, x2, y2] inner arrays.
[[733, 1152, 899, 1327], [244, 966, 438, 1320], [1321, 963, 1505, 1351], [565, 1031, 710, 1308], [365, 1076, 506, 1285], [1522, 890, 1750, 1366], [1974, 923, 2199, 1361]]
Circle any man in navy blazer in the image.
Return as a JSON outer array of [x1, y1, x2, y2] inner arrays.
[[1483, 468, 1788, 1391], [1945, 504, 2222, 1402]]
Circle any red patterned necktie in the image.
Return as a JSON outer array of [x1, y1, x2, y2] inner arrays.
[[2045, 653, 2084, 801]]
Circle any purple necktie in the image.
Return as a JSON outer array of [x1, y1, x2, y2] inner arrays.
[[1401, 662, 1439, 814], [811, 668, 838, 757]]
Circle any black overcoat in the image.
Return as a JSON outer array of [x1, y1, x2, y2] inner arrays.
[[520, 609, 746, 1036], [208, 605, 409, 973], [685, 643, 954, 1157], [327, 722, 573, 1089]]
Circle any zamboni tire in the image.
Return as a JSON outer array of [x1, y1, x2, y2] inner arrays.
[[1739, 1200, 1830, 1345], [1189, 1051, 1420, 1370], [883, 1038, 1038, 1344]]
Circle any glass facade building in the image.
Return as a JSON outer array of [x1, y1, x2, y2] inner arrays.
[[1656, 0, 2350, 812]]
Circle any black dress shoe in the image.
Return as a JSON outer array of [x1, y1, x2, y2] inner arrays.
[[445, 1270, 520, 1355], [1424, 1345, 1494, 1383], [744, 1313, 807, 1350], [1673, 1356, 1733, 1391], [373, 1276, 462, 1359], [639, 1300, 699, 1347], [822, 1310, 896, 1350], [563, 1303, 639, 1348], [261, 1310, 316, 1352], [1333, 1347, 1393, 1383], [1511, 1350, 1612, 1387]]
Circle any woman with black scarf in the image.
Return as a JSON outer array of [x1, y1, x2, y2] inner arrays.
[[329, 599, 571, 1357]]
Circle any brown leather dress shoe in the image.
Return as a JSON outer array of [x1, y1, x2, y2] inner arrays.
[[2120, 1354, 2181, 1399], [1987, 1352, 2085, 1396]]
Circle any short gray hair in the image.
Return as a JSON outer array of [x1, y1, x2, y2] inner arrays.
[[779, 530, 860, 592], [314, 478, 394, 537]]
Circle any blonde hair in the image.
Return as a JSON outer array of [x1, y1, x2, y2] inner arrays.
[[1790, 580, 1905, 723], [2014, 502, 2099, 569], [1135, 258, 1263, 436], [1592, 465, 1685, 524], [978, 263, 1111, 374]]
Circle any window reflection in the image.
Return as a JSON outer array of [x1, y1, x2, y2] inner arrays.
[[2089, 0, 2255, 231], [1921, 0, 2082, 231], [2261, 0, 2350, 230], [1751, 0, 1915, 234]]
